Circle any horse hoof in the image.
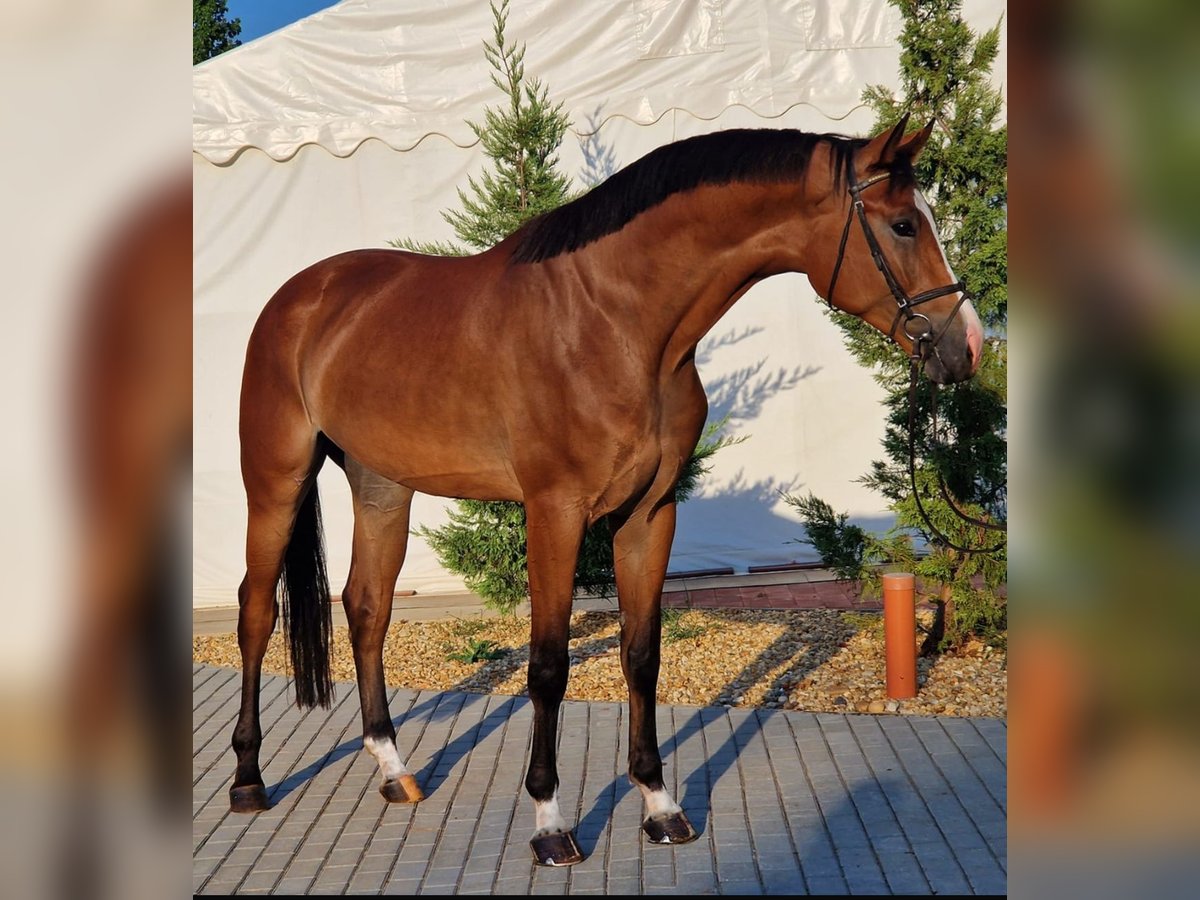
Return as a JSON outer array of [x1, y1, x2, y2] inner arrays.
[[529, 831, 584, 866], [642, 811, 699, 845], [229, 783, 269, 813], [379, 774, 424, 804]]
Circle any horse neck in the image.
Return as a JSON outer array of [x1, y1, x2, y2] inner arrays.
[[593, 179, 823, 368]]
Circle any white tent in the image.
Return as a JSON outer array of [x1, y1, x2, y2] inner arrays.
[[193, 0, 1006, 608]]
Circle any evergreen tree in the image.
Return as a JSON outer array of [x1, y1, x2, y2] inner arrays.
[[787, 0, 1007, 651], [392, 0, 572, 257], [422, 421, 742, 613], [399, 1, 741, 613], [193, 0, 242, 65]]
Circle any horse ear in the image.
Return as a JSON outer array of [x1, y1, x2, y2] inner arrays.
[[863, 112, 911, 168], [899, 119, 936, 161]]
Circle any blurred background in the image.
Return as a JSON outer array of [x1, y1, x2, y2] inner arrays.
[[1007, 0, 1200, 897], [0, 3, 188, 899], [0, 0, 1195, 897]]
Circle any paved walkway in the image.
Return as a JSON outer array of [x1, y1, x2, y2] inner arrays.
[[193, 664, 1007, 895]]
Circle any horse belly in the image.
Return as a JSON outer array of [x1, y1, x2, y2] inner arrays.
[[325, 415, 522, 501]]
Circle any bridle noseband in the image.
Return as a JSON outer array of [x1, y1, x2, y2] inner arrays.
[[824, 155, 1006, 555], [825, 162, 971, 364]]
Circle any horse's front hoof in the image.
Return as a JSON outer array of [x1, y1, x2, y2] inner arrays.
[[642, 811, 699, 845], [379, 774, 424, 804], [529, 831, 584, 866], [229, 783, 270, 813]]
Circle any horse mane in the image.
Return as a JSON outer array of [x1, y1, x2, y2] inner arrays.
[[509, 129, 872, 265]]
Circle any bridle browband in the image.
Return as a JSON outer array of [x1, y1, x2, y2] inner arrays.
[[825, 152, 1006, 555]]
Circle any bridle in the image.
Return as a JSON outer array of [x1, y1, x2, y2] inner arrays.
[[825, 155, 1006, 555], [825, 163, 969, 359]]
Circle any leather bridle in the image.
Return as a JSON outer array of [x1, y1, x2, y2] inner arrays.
[[825, 164, 971, 365], [825, 155, 1006, 555]]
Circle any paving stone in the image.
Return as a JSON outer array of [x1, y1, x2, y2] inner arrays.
[[240, 871, 280, 891], [193, 665, 1004, 896], [568, 871, 606, 891], [422, 866, 462, 888], [718, 879, 763, 895], [349, 870, 389, 893], [457, 872, 497, 893], [381, 878, 423, 894], [271, 875, 314, 894]]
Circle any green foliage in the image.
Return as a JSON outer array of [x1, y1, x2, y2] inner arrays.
[[390, 0, 573, 255], [449, 616, 493, 640], [674, 416, 748, 502], [661, 608, 710, 645], [405, 3, 743, 615], [787, 0, 1007, 651], [782, 492, 867, 581], [419, 418, 745, 615], [842, 611, 885, 640], [193, 0, 241, 65], [419, 500, 529, 611], [445, 638, 507, 664]]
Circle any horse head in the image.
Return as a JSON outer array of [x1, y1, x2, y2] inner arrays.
[[812, 114, 984, 385]]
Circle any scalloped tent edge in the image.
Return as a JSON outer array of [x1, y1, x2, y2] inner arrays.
[[194, 0, 1011, 165], [194, 101, 878, 165]]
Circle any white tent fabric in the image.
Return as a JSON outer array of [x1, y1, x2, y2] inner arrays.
[[194, 0, 1006, 608]]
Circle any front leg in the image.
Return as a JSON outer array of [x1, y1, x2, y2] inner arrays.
[[524, 499, 588, 866], [611, 500, 698, 845]]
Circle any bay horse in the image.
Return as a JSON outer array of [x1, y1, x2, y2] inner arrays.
[[229, 115, 984, 865]]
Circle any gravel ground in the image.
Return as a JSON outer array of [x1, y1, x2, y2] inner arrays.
[[193, 608, 1006, 718]]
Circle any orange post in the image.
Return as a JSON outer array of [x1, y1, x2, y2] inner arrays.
[[882, 572, 917, 699]]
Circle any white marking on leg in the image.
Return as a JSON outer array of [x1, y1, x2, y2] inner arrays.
[[638, 785, 682, 819], [364, 735, 410, 781], [533, 789, 568, 836]]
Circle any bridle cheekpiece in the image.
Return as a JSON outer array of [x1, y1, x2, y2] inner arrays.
[[825, 158, 972, 364], [823, 149, 1006, 554]]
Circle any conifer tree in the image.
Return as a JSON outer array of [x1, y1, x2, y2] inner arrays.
[[193, 0, 241, 65], [397, 1, 739, 613], [786, 0, 1007, 651], [392, 0, 572, 257]]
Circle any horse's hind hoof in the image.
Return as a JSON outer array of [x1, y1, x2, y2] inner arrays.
[[529, 831, 584, 866], [642, 811, 699, 845], [229, 783, 270, 813], [379, 774, 424, 804]]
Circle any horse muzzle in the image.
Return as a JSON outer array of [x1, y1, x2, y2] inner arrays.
[[914, 300, 983, 385], [920, 328, 981, 385]]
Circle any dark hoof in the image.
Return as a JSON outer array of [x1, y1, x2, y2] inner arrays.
[[229, 783, 269, 813], [529, 831, 584, 866], [642, 811, 699, 845], [379, 774, 424, 804]]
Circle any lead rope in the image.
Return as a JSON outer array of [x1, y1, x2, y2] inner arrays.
[[907, 355, 1007, 555], [828, 152, 1005, 555]]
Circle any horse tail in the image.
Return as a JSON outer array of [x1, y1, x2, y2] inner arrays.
[[280, 445, 334, 709]]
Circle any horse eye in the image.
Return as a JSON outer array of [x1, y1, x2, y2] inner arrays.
[[891, 220, 916, 238]]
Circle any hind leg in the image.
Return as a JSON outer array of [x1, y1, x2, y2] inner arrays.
[[230, 428, 319, 813], [343, 458, 423, 803]]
